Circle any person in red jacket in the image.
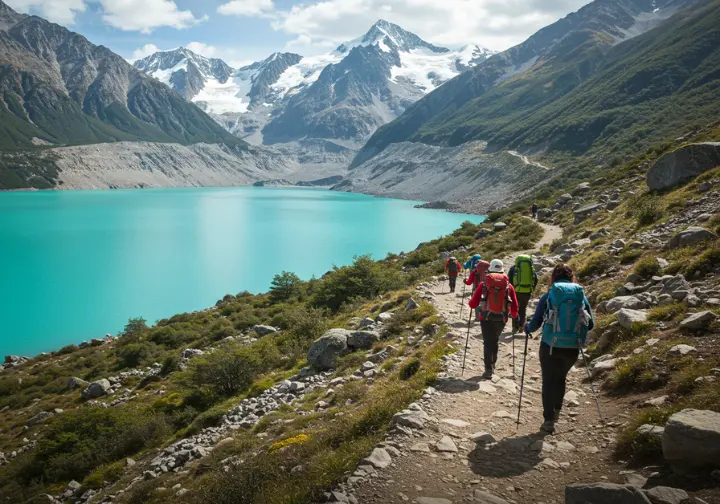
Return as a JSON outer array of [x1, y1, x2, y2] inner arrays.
[[444, 256, 462, 293], [468, 259, 519, 378]]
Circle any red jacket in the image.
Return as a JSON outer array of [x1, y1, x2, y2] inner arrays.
[[468, 274, 519, 321], [464, 268, 484, 286], [445, 259, 462, 277]]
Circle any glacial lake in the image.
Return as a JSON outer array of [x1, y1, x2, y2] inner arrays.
[[0, 187, 483, 356]]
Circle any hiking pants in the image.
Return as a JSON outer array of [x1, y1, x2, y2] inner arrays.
[[539, 343, 579, 421], [449, 275, 457, 292], [480, 319, 505, 372], [513, 292, 532, 332]]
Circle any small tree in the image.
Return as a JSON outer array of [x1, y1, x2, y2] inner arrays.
[[120, 317, 148, 343], [269, 271, 302, 302]]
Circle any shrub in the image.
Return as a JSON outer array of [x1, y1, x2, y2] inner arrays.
[[119, 317, 148, 344], [619, 249, 643, 264], [22, 407, 169, 484], [189, 349, 261, 398], [577, 252, 613, 280], [117, 343, 151, 369], [58, 344, 78, 355], [632, 198, 664, 226], [648, 303, 687, 322], [606, 353, 664, 393], [633, 256, 661, 278]]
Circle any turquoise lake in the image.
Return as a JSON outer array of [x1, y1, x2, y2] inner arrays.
[[0, 187, 483, 357]]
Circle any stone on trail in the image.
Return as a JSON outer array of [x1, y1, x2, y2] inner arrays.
[[491, 410, 513, 419], [617, 309, 648, 330], [478, 382, 497, 394], [469, 432, 496, 444], [392, 407, 431, 429], [646, 143, 720, 190], [644, 486, 690, 504], [666, 226, 718, 249], [410, 442, 431, 452], [473, 489, 510, 503], [417, 498, 452, 504], [637, 424, 664, 440], [434, 435, 458, 453], [621, 471, 648, 488], [307, 329, 349, 370], [667, 345, 696, 357], [662, 409, 720, 473], [362, 447, 392, 469], [442, 418, 470, 428], [565, 483, 652, 504], [555, 440, 576, 452], [678, 311, 717, 331]]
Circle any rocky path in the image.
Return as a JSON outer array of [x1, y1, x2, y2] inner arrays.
[[352, 222, 634, 504]]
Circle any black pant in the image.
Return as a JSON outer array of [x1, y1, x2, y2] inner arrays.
[[480, 319, 505, 372], [449, 275, 457, 292], [539, 343, 579, 421], [513, 292, 532, 332]]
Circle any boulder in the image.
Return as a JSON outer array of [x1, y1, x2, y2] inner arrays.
[[644, 487, 690, 504], [391, 406, 431, 429], [679, 311, 717, 331], [357, 317, 375, 329], [573, 203, 604, 224], [662, 409, 720, 473], [667, 344, 697, 357], [537, 208, 553, 220], [67, 377, 88, 390], [666, 226, 718, 249], [572, 182, 592, 196], [375, 312, 394, 323], [346, 330, 380, 350], [637, 424, 664, 440], [307, 329, 349, 371], [434, 436, 458, 453], [646, 142, 720, 190], [27, 411, 54, 426], [493, 222, 507, 231], [82, 379, 111, 399], [405, 298, 419, 310], [251, 325, 279, 336], [475, 228, 492, 239], [606, 296, 648, 313], [617, 309, 648, 330], [566, 483, 652, 504], [362, 447, 392, 469], [558, 193, 574, 205]]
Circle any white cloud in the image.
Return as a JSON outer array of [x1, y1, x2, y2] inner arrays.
[[130, 43, 162, 61], [185, 41, 218, 58], [266, 0, 591, 53], [5, 0, 86, 24], [217, 0, 274, 17], [98, 0, 207, 33]]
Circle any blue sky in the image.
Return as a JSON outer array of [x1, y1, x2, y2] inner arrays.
[[5, 0, 591, 65]]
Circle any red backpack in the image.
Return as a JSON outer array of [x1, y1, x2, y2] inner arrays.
[[482, 273, 510, 317], [473, 260, 491, 288]]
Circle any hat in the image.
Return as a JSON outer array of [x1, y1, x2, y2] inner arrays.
[[450, 256, 456, 260], [489, 259, 504, 273]]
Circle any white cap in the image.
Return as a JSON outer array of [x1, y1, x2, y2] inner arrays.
[[489, 259, 504, 273]]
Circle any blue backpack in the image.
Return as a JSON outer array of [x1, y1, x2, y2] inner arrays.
[[541, 282, 591, 351]]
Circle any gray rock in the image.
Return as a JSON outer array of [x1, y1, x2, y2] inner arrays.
[[644, 486, 690, 504], [251, 325, 279, 336], [417, 499, 452, 504], [679, 311, 717, 331], [362, 447, 392, 469], [376, 312, 394, 323], [493, 222, 507, 230], [573, 203, 605, 223], [307, 329, 349, 370], [82, 379, 111, 399], [469, 432, 496, 444], [667, 344, 696, 357], [392, 408, 431, 429], [606, 296, 648, 313], [637, 425, 664, 440], [67, 377, 88, 390], [537, 208, 553, 220], [566, 483, 652, 504], [558, 193, 574, 205], [617, 309, 648, 329], [666, 227, 718, 249], [357, 317, 375, 329], [405, 297, 419, 310], [475, 228, 492, 239], [346, 330, 380, 350], [473, 490, 510, 503], [621, 471, 648, 488], [612, 239, 627, 249], [27, 411, 54, 426], [572, 182, 591, 196], [646, 142, 720, 190], [434, 436, 458, 453], [662, 409, 720, 473]]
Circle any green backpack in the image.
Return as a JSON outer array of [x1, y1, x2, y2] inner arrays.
[[513, 255, 535, 294]]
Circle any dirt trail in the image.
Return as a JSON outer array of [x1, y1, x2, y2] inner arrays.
[[353, 221, 631, 504]]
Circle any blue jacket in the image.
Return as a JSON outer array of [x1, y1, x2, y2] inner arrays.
[[464, 254, 482, 270], [525, 283, 594, 335]]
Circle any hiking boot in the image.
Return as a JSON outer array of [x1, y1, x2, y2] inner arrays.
[[541, 420, 555, 434], [482, 369, 493, 379], [553, 409, 561, 422]]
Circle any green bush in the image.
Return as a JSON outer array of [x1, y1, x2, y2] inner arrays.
[[119, 317, 148, 344], [577, 252, 613, 279], [269, 272, 303, 303], [633, 256, 661, 278], [117, 343, 152, 369], [632, 198, 664, 226], [188, 349, 261, 398], [22, 407, 169, 484]]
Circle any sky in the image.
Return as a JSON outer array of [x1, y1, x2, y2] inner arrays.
[[5, 0, 592, 66]]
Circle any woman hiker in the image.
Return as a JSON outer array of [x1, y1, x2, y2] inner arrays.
[[524, 264, 594, 434], [444, 256, 462, 293], [468, 259, 519, 379]]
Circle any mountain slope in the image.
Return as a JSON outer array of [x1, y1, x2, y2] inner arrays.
[[0, 0, 245, 150], [352, 0, 699, 166]]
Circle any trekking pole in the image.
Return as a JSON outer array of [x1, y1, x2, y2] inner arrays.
[[461, 310, 473, 377], [512, 328, 516, 379], [459, 274, 467, 319], [578, 339, 603, 422], [516, 329, 530, 429]]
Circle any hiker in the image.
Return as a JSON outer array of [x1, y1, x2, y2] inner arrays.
[[463, 253, 483, 273], [468, 259, 519, 379], [445, 256, 462, 293], [464, 257, 490, 307], [508, 255, 538, 334], [524, 264, 594, 434], [531, 202, 538, 219]]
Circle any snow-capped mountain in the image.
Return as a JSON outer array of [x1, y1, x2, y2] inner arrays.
[[134, 20, 495, 146]]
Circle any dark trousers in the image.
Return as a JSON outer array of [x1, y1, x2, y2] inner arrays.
[[539, 343, 579, 421], [513, 292, 532, 332], [480, 319, 505, 372], [449, 275, 457, 292]]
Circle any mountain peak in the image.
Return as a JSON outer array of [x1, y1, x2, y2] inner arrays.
[[336, 19, 449, 55]]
